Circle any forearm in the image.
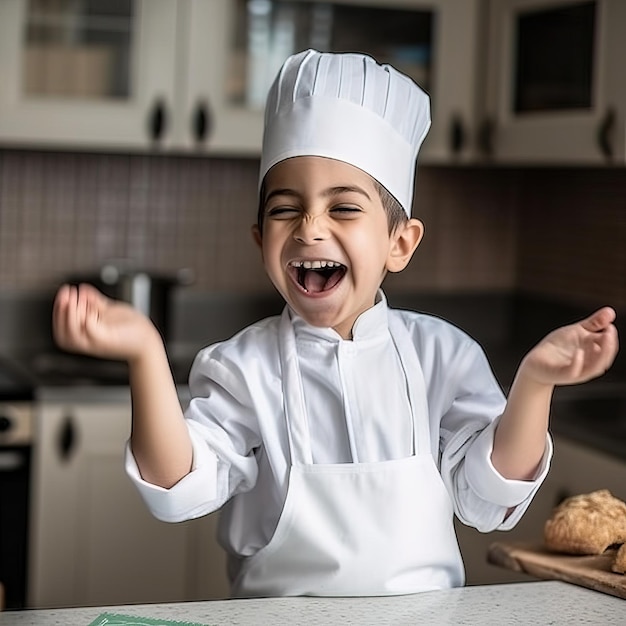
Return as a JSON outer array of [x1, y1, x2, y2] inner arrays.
[[491, 368, 553, 480], [129, 330, 193, 489]]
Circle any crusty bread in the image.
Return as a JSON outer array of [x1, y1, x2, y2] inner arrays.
[[612, 543, 626, 574], [544, 489, 626, 555]]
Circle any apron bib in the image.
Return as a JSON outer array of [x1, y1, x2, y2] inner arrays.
[[232, 310, 464, 597]]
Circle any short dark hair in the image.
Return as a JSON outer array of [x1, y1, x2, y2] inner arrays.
[[373, 180, 409, 233], [256, 178, 408, 236]]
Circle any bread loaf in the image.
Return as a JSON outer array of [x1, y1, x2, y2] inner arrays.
[[544, 489, 626, 556]]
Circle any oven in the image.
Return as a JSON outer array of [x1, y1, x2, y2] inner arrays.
[[0, 360, 35, 610]]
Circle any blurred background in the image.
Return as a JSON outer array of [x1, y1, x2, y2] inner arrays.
[[1, 0, 624, 310], [1, 0, 626, 613]]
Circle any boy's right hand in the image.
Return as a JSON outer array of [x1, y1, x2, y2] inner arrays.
[[53, 283, 161, 362]]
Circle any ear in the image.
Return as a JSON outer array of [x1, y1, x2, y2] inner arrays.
[[251, 224, 263, 249], [386, 218, 424, 273]]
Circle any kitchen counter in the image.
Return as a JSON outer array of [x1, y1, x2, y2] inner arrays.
[[1, 582, 624, 625]]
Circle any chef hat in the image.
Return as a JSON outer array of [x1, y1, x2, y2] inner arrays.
[[259, 49, 431, 216]]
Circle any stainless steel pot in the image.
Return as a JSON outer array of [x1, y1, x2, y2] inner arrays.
[[69, 264, 193, 340]]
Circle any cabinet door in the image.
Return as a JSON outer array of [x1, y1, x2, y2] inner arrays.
[[29, 400, 195, 608], [172, 0, 265, 154], [483, 0, 626, 164], [0, 0, 179, 150], [182, 0, 483, 160]]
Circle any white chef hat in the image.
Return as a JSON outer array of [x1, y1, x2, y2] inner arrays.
[[259, 49, 431, 216]]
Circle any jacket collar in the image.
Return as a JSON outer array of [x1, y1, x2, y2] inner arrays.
[[289, 290, 389, 343]]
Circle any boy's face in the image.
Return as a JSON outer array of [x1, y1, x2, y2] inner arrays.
[[253, 156, 423, 339]]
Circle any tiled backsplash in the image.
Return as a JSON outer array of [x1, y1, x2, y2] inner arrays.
[[516, 168, 626, 310], [0, 149, 518, 295], [0, 149, 624, 311]]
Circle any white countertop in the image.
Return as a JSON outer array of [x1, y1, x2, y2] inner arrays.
[[1, 581, 624, 625]]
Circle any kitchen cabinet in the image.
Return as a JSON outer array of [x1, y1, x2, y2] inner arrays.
[[28, 393, 229, 609], [482, 0, 626, 164], [0, 0, 259, 154], [222, 0, 486, 163], [0, 1, 179, 151], [0, 0, 485, 162], [456, 435, 626, 585]]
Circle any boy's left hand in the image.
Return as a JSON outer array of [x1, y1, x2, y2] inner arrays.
[[520, 307, 618, 387]]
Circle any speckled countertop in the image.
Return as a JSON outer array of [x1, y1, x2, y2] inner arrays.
[[2, 582, 624, 625]]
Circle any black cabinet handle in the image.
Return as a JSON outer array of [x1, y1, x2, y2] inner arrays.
[[148, 98, 168, 143], [597, 107, 615, 159], [0, 415, 11, 432], [58, 414, 77, 461], [192, 99, 212, 144], [449, 115, 465, 155]]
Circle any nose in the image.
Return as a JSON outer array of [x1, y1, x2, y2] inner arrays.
[[293, 215, 328, 244]]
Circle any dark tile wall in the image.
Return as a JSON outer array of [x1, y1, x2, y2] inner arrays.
[[0, 150, 520, 295], [516, 168, 626, 310], [0, 150, 264, 293]]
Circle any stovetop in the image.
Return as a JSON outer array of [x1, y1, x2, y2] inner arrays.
[[30, 352, 131, 386], [0, 357, 35, 401], [9, 350, 192, 388]]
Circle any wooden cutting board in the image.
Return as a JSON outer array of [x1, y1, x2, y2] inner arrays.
[[488, 541, 626, 600]]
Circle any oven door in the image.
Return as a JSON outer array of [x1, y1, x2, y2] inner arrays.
[[0, 443, 31, 609]]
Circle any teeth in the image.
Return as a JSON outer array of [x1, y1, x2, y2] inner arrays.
[[291, 260, 341, 269]]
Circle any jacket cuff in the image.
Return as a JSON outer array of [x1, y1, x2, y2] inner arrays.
[[124, 430, 218, 522], [465, 417, 553, 509]]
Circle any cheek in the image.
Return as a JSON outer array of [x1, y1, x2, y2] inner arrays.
[[260, 235, 286, 277], [347, 226, 390, 263]]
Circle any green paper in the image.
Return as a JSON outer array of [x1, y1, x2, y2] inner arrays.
[[88, 612, 212, 626]]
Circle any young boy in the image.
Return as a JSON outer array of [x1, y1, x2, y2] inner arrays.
[[52, 50, 618, 598]]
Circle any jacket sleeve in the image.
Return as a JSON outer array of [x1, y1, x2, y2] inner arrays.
[[125, 345, 262, 523], [435, 337, 552, 533]]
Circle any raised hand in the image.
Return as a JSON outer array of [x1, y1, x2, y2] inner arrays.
[[519, 306, 618, 387], [52, 283, 161, 362]]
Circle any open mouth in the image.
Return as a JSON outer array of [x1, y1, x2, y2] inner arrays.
[[290, 260, 347, 293]]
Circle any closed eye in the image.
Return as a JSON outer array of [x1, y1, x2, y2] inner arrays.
[[266, 206, 300, 218], [330, 205, 363, 217]]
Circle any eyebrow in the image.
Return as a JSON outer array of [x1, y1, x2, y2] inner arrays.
[[264, 185, 372, 206]]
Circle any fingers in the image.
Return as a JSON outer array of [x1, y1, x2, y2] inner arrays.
[[52, 283, 107, 354], [52, 284, 76, 349], [576, 308, 619, 380], [580, 306, 616, 333]]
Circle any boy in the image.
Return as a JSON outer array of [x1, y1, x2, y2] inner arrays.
[[53, 50, 618, 597]]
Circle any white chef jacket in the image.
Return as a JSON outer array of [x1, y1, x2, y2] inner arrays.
[[126, 291, 551, 567]]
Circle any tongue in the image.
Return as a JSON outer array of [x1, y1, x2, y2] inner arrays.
[[304, 270, 329, 293], [302, 268, 344, 293]]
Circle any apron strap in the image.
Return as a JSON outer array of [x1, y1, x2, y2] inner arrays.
[[279, 308, 313, 465]]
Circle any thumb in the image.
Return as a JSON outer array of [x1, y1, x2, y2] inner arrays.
[[580, 306, 616, 333]]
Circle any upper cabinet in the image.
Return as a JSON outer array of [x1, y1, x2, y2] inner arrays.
[[0, 0, 180, 151], [0, 0, 483, 160], [482, 0, 626, 164]]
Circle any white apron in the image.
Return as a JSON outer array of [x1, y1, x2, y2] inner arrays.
[[232, 309, 464, 597]]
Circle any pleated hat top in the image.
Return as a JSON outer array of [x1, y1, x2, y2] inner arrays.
[[259, 49, 431, 216]]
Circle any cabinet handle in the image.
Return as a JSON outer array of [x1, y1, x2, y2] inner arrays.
[[192, 99, 212, 144], [597, 107, 615, 159], [148, 98, 168, 143], [58, 414, 77, 461], [477, 117, 495, 157], [449, 115, 465, 155]]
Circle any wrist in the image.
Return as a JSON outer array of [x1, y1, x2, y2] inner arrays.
[[510, 364, 555, 402], [127, 322, 166, 369]]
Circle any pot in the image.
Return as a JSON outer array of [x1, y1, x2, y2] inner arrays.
[[68, 264, 193, 340]]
